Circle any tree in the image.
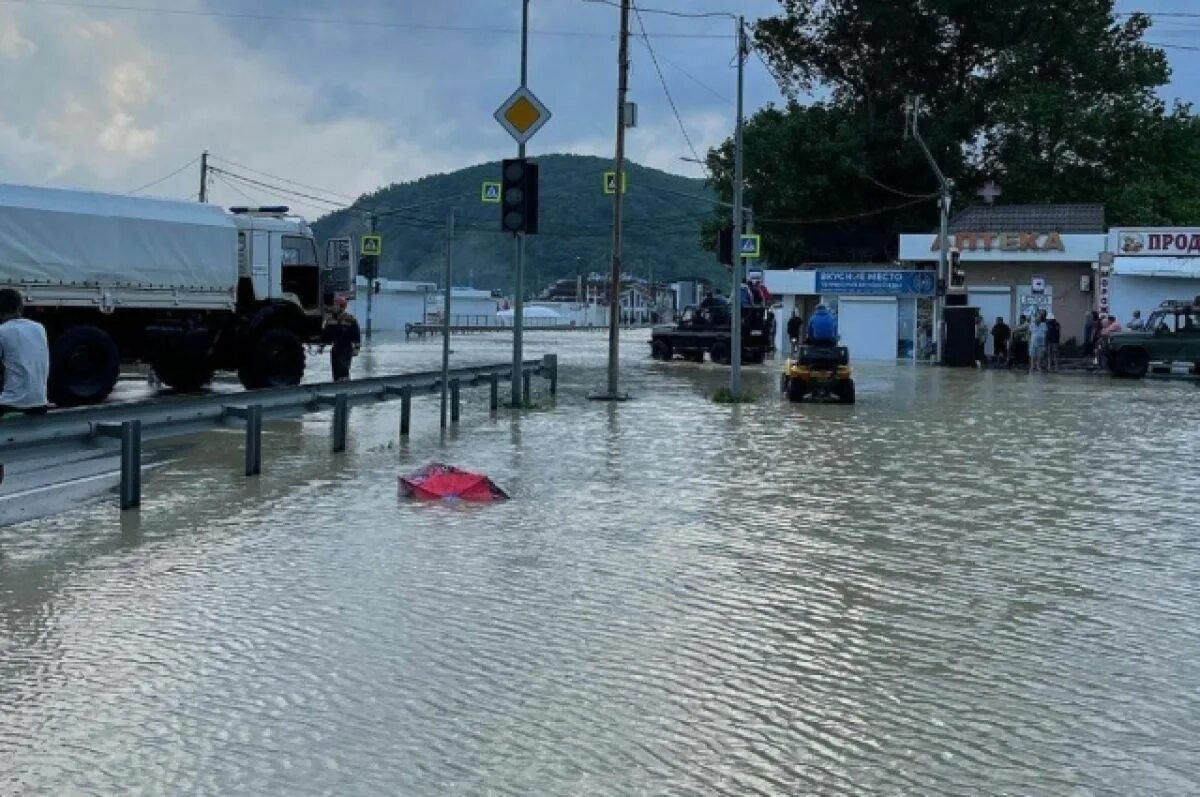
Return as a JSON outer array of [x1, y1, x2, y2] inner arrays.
[[711, 0, 1190, 263]]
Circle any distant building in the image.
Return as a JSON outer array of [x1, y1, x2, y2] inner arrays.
[[349, 278, 435, 332]]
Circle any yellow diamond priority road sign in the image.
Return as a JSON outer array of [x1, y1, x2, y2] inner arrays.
[[494, 86, 552, 145]]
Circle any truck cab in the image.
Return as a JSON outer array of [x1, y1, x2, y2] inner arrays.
[[232, 209, 326, 339]]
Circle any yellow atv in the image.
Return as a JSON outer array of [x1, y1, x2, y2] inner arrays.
[[781, 344, 855, 404]]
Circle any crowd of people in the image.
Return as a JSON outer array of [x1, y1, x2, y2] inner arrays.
[[974, 308, 1138, 372]]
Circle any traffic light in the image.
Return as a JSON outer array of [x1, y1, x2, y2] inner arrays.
[[359, 255, 377, 281], [949, 246, 966, 288], [500, 158, 539, 234], [717, 227, 733, 266]]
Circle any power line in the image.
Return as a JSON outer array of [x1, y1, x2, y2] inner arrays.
[[750, 43, 791, 97], [583, 0, 733, 20], [632, 2, 706, 173], [126, 156, 199, 195], [653, 50, 729, 102], [856, 171, 939, 200], [1148, 40, 1200, 51], [759, 196, 932, 226], [0, 0, 731, 38], [209, 168, 346, 209], [1117, 11, 1200, 19], [208, 154, 360, 202], [211, 172, 261, 205]]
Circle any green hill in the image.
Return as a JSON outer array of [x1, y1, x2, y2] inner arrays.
[[311, 154, 723, 294]]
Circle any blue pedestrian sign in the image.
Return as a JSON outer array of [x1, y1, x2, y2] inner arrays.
[[481, 181, 502, 203], [740, 234, 762, 259]]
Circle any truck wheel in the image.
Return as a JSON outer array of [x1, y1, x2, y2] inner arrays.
[[836, 380, 856, 404], [787, 377, 808, 403], [651, 339, 673, 361], [710, 342, 731, 365], [744, 350, 765, 365], [48, 324, 120, 406], [239, 328, 305, 390], [1115, 348, 1149, 379], [153, 359, 215, 393]]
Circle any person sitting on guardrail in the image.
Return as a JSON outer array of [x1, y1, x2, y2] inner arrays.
[[319, 295, 361, 382], [805, 304, 838, 346]]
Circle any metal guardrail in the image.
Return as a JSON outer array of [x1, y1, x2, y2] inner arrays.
[[403, 322, 652, 339], [1, 355, 557, 511]]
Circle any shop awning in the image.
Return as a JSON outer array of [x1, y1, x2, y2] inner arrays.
[[1111, 257, 1200, 278]]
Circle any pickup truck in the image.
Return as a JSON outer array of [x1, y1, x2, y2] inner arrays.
[[649, 302, 772, 365]]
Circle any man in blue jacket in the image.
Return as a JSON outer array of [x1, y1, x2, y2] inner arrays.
[[806, 304, 838, 345]]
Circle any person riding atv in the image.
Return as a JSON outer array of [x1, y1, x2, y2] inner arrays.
[[781, 304, 855, 403]]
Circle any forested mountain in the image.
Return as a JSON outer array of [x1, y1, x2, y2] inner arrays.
[[312, 154, 724, 293]]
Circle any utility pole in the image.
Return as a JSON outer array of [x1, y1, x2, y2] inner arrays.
[[730, 17, 747, 396], [198, 151, 209, 203], [440, 209, 455, 428], [511, 0, 531, 408], [365, 212, 377, 342], [594, 0, 632, 400], [906, 97, 951, 362]]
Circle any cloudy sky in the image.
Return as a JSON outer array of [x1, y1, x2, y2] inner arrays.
[[1, 0, 1197, 216]]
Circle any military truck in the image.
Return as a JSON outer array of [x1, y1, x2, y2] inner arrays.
[[649, 301, 772, 365], [1105, 299, 1200, 378], [0, 184, 356, 405]]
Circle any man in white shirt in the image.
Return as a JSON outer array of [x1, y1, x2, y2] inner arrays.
[[0, 288, 49, 416]]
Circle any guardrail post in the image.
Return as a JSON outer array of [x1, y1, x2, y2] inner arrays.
[[489, 374, 499, 412], [401, 386, 412, 436], [522, 370, 532, 404], [451, 379, 461, 424], [224, 405, 263, 476], [95, 420, 141, 510], [332, 393, 349, 453], [543, 353, 558, 395]]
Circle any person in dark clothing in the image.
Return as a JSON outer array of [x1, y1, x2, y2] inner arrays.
[[320, 296, 361, 381], [1045, 312, 1062, 372], [1084, 311, 1099, 357], [699, 290, 718, 310], [991, 317, 1011, 366], [786, 310, 803, 351]]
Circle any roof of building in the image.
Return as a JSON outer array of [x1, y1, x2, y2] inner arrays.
[[948, 204, 1105, 233]]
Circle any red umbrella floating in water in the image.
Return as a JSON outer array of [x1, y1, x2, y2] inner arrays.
[[399, 463, 510, 502]]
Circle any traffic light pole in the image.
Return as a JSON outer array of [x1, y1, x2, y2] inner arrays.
[[907, 97, 951, 362], [366, 212, 376, 342], [730, 17, 747, 397], [511, 0, 530, 408]]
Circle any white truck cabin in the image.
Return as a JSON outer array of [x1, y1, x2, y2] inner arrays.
[[231, 207, 323, 314]]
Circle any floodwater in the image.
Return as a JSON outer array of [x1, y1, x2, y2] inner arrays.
[[2, 331, 1200, 795]]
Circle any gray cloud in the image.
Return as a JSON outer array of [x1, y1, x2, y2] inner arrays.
[[0, 0, 1193, 217]]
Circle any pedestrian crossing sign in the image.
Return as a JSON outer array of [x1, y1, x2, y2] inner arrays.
[[481, 181, 502, 203], [604, 171, 628, 195], [740, 234, 762, 258], [361, 235, 382, 257]]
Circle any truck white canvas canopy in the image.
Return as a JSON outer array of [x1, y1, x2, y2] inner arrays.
[[0, 183, 238, 293]]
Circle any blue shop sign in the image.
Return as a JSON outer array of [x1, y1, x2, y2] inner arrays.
[[815, 269, 936, 297]]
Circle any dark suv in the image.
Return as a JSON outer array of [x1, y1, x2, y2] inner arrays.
[[1106, 300, 1200, 378]]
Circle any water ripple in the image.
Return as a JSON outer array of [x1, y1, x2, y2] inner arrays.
[[2, 334, 1199, 795]]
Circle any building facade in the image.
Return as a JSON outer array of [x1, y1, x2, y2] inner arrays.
[[899, 204, 1108, 351], [1106, 228, 1200, 323], [764, 267, 936, 360]]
